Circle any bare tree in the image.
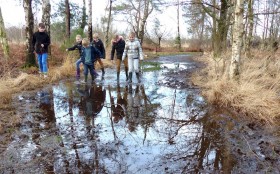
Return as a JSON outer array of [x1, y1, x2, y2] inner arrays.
[[138, 0, 154, 44], [113, 0, 159, 44], [0, 7, 9, 60], [229, 0, 244, 79], [105, 0, 113, 48], [80, 0, 87, 30], [42, 0, 51, 55], [88, 0, 93, 42], [23, 0, 36, 67], [65, 0, 70, 38], [152, 18, 169, 48], [199, 0, 233, 57], [245, 0, 254, 58], [176, 0, 181, 50]]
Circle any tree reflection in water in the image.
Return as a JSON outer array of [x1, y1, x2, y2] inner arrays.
[[3, 80, 236, 173]]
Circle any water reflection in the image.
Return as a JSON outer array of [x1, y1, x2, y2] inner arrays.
[[109, 84, 127, 123], [37, 88, 55, 124], [2, 56, 237, 173], [77, 83, 106, 117]]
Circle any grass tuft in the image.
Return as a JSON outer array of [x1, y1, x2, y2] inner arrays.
[[192, 50, 280, 125]]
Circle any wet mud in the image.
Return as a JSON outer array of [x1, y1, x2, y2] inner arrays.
[[0, 54, 279, 173]]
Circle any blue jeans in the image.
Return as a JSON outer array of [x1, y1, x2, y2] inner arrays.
[[84, 64, 98, 79], [76, 58, 82, 76], [37, 53, 48, 73]]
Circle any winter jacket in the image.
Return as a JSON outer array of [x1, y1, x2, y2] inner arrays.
[[32, 31, 50, 54], [92, 39, 106, 59], [122, 38, 143, 61], [81, 46, 102, 65], [67, 41, 83, 56], [111, 38, 126, 60]]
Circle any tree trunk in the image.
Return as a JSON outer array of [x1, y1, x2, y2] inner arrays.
[[80, 0, 86, 30], [217, 0, 229, 52], [229, 0, 244, 79], [176, 0, 181, 50], [0, 7, 9, 60], [42, 0, 51, 55], [65, 0, 70, 39], [139, 0, 150, 45], [23, 0, 36, 67], [88, 0, 93, 42], [105, 0, 113, 48], [245, 0, 253, 59], [201, 0, 230, 58]]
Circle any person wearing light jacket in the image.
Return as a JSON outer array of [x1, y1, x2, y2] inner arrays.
[[122, 32, 144, 83]]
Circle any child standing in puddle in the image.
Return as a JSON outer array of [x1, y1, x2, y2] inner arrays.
[[66, 35, 83, 80], [81, 38, 102, 83]]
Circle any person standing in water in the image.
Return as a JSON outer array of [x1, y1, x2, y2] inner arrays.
[[122, 32, 144, 83], [92, 33, 106, 77], [111, 35, 128, 81]]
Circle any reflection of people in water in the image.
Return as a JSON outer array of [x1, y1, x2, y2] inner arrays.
[[126, 84, 142, 131], [110, 84, 128, 123], [78, 84, 106, 117], [38, 89, 55, 124]]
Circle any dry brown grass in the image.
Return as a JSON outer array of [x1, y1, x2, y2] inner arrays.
[[0, 73, 44, 108], [192, 50, 280, 125], [0, 52, 116, 109]]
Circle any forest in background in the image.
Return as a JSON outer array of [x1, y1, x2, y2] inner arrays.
[[0, 0, 280, 126]]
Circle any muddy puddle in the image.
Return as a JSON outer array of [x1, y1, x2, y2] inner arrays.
[[1, 55, 279, 173]]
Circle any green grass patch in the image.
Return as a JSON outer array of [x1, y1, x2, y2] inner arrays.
[[145, 51, 202, 58], [140, 61, 162, 72]]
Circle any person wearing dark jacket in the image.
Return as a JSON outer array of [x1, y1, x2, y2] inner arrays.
[[66, 35, 83, 79], [81, 38, 102, 83], [111, 35, 128, 81], [92, 33, 106, 77], [32, 23, 50, 78]]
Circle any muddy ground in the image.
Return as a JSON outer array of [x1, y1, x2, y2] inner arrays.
[[0, 54, 280, 174]]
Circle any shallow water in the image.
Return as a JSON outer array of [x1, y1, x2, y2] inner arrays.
[[1, 55, 238, 173]]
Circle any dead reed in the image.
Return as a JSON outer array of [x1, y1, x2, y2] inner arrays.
[[192, 50, 280, 125]]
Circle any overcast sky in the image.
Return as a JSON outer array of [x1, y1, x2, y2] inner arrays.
[[0, 0, 187, 38]]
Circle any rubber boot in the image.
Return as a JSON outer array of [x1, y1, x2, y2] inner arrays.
[[136, 72, 141, 83], [76, 69, 80, 80], [101, 68, 105, 77], [129, 72, 133, 83], [125, 67, 129, 81], [82, 75, 88, 83], [128, 84, 133, 94], [117, 72, 120, 81]]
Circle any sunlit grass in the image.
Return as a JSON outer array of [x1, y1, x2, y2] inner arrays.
[[141, 61, 162, 72], [192, 50, 280, 125]]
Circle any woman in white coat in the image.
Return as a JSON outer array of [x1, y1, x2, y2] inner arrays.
[[122, 32, 144, 83]]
